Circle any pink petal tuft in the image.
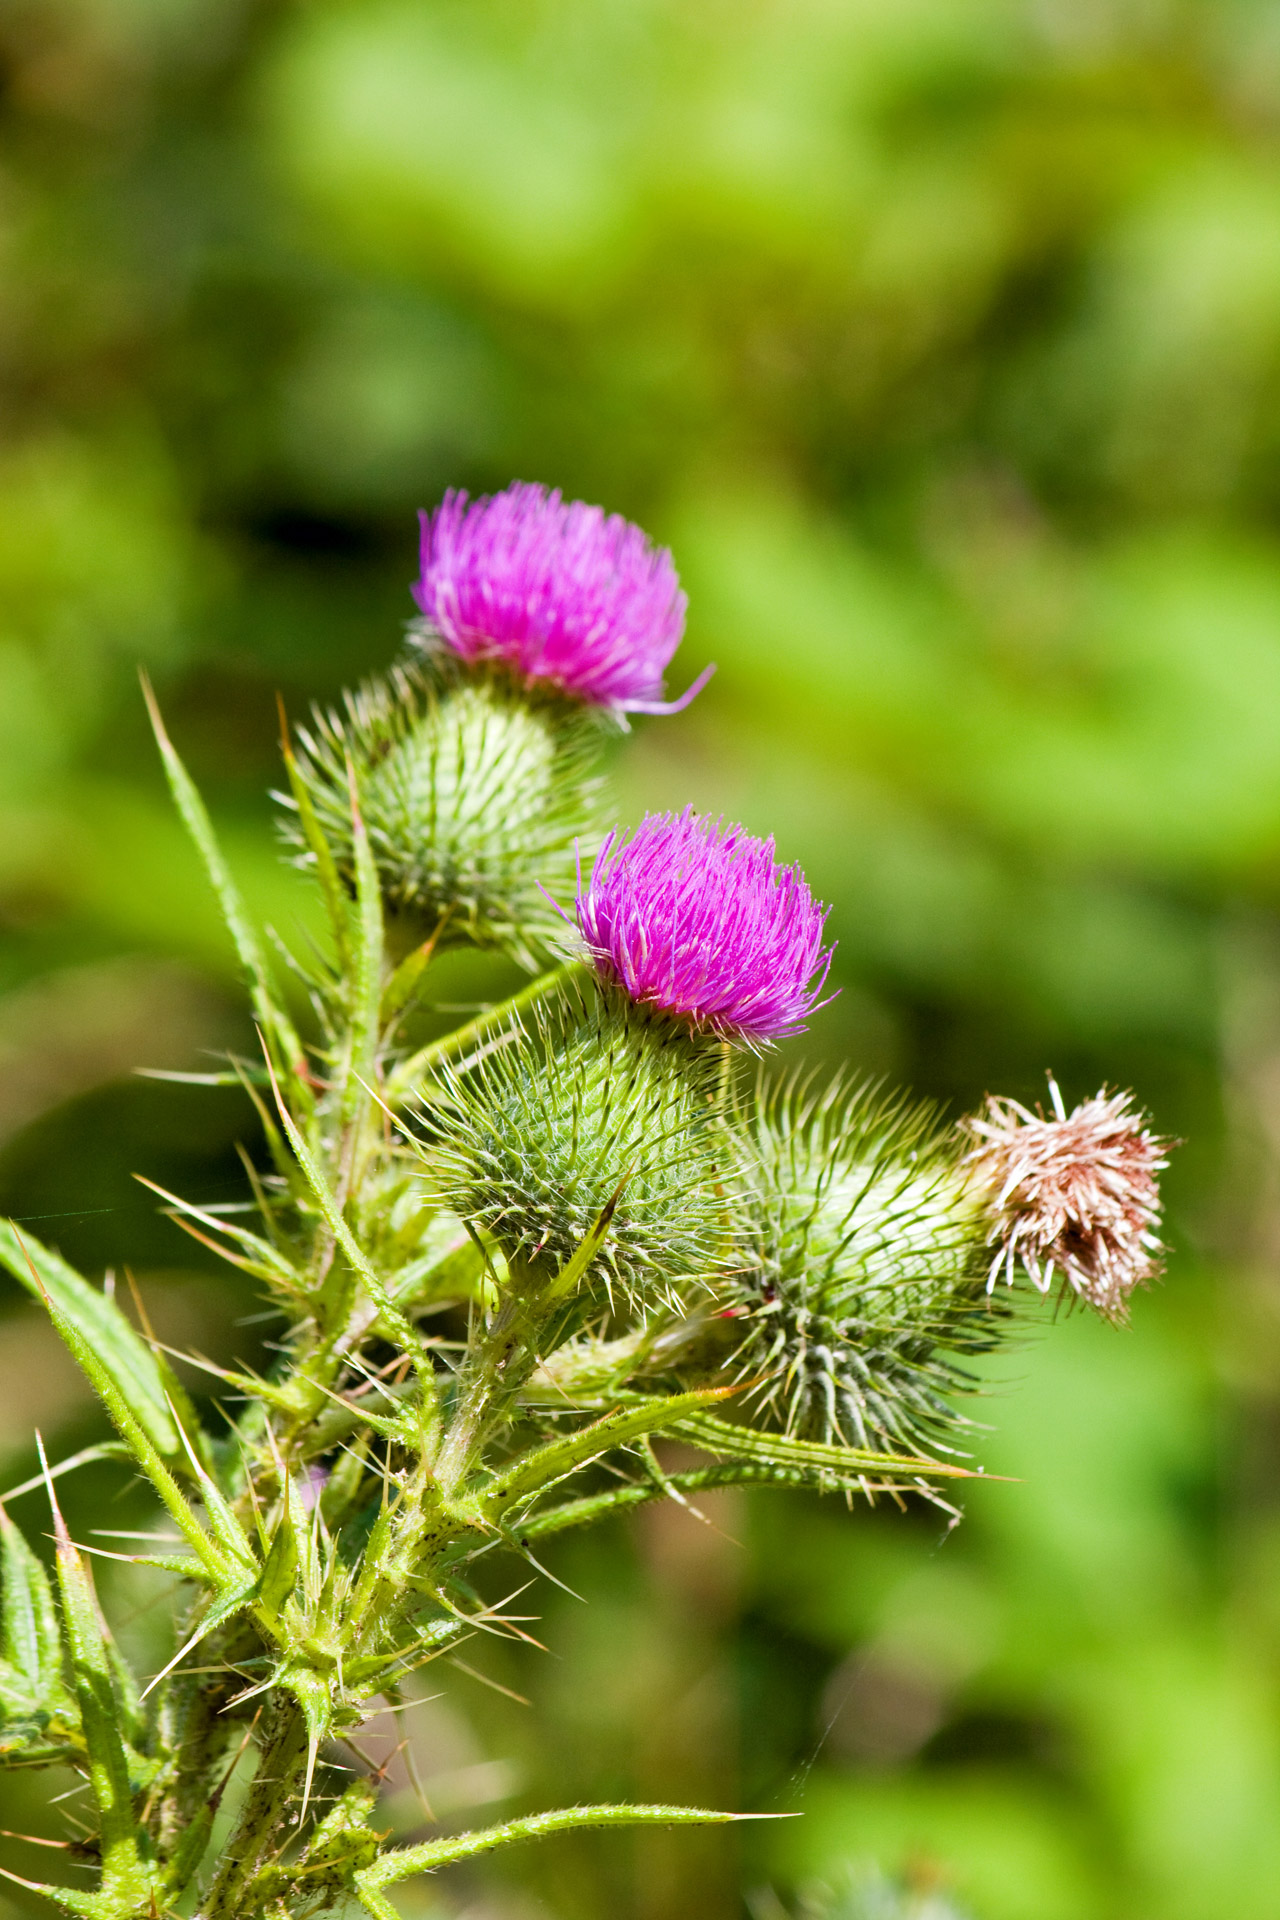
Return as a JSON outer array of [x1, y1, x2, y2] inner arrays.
[[414, 483, 700, 712], [575, 808, 835, 1045]]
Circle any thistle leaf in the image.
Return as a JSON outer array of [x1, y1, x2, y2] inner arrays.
[[140, 1572, 260, 1703], [518, 1460, 930, 1541], [142, 672, 310, 1099], [255, 1489, 301, 1625], [0, 1506, 65, 1707], [280, 725, 352, 972], [29, 1289, 236, 1586], [263, 1058, 418, 1353], [45, 1475, 156, 1912], [672, 1410, 975, 1482], [345, 764, 383, 1126], [472, 1385, 738, 1514], [380, 928, 440, 1023], [0, 1223, 188, 1468]]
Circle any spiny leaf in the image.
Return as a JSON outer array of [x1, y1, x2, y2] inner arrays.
[[134, 1175, 307, 1297], [30, 1288, 235, 1586], [0, 1869, 115, 1918], [43, 1457, 156, 1913], [0, 1223, 187, 1468], [280, 716, 352, 973], [343, 762, 383, 1130], [262, 1055, 419, 1354], [279, 1664, 335, 1825], [142, 671, 311, 1101], [472, 1385, 739, 1513], [672, 1410, 977, 1481], [165, 1395, 257, 1572], [140, 1573, 260, 1703], [0, 1506, 64, 1708], [516, 1460, 926, 1541], [256, 1498, 301, 1626], [380, 926, 444, 1024]]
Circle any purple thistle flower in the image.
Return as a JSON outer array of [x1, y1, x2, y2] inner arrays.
[[414, 482, 713, 715], [575, 808, 835, 1044]]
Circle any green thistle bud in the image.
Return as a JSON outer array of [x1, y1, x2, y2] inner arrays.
[[282, 643, 606, 966], [730, 1075, 1005, 1453], [424, 977, 737, 1314]]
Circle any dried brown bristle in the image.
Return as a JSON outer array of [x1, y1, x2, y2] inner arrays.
[[962, 1080, 1171, 1321]]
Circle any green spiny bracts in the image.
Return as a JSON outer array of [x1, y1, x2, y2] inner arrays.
[[727, 1075, 1009, 1453], [282, 641, 607, 967], [422, 976, 738, 1316]]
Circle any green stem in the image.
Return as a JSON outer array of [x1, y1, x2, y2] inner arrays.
[[354, 1803, 757, 1920], [432, 1284, 542, 1497], [199, 1700, 309, 1920]]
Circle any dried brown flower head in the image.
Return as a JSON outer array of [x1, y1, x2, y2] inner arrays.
[[962, 1079, 1170, 1320]]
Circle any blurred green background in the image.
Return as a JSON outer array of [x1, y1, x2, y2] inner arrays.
[[1, 1, 1278, 1916]]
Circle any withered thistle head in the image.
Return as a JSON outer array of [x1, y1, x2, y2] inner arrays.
[[963, 1079, 1170, 1320]]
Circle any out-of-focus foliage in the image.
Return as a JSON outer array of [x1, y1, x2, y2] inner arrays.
[[0, 2, 1276, 1917]]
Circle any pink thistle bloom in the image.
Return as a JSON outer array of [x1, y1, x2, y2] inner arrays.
[[963, 1079, 1170, 1319], [575, 809, 835, 1045], [414, 482, 712, 715]]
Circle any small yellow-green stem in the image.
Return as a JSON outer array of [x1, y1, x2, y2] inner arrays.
[[354, 1802, 767, 1920]]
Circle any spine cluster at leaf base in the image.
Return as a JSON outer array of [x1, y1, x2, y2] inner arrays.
[[0, 483, 1172, 1920]]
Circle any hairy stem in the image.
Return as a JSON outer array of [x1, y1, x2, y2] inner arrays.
[[199, 1700, 309, 1920]]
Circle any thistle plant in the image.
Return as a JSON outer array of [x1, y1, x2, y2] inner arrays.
[[0, 481, 1171, 1920]]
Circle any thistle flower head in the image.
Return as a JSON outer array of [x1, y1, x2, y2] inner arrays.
[[963, 1079, 1169, 1319], [282, 656, 602, 969], [727, 1074, 999, 1452], [575, 808, 835, 1045], [414, 483, 709, 715], [426, 977, 736, 1316]]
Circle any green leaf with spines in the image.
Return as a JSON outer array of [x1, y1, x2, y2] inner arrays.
[[280, 724, 353, 973], [135, 1173, 309, 1299], [142, 673, 312, 1112], [468, 1385, 740, 1516], [31, 1284, 239, 1587], [0, 1508, 80, 1768], [48, 1492, 159, 1914], [263, 1054, 422, 1358], [0, 1223, 196, 1470], [0, 1507, 65, 1708], [516, 1461, 931, 1542], [342, 760, 383, 1132], [672, 1409, 976, 1481]]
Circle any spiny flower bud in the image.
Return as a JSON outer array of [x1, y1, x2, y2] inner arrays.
[[414, 482, 713, 716], [427, 977, 736, 1314], [575, 809, 835, 1046], [283, 652, 602, 968], [727, 1076, 1001, 1453], [962, 1079, 1169, 1320]]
